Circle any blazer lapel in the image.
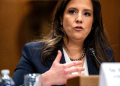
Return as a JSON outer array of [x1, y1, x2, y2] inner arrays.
[[60, 47, 66, 64], [86, 54, 99, 75]]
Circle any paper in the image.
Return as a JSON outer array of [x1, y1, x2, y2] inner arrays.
[[99, 63, 120, 86]]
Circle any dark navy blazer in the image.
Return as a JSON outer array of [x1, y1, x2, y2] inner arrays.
[[12, 42, 115, 86]]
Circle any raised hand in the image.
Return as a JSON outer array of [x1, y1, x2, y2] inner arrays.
[[42, 50, 85, 86]]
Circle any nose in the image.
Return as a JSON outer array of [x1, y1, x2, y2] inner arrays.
[[75, 13, 83, 23]]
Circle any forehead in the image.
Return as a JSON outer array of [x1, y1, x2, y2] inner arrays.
[[65, 0, 93, 10]]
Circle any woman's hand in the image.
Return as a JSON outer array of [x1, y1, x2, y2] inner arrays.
[[42, 50, 85, 86]]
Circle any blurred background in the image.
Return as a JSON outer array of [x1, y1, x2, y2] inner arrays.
[[0, 0, 120, 77]]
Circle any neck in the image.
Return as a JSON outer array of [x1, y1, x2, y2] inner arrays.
[[63, 37, 84, 59], [63, 37, 84, 51]]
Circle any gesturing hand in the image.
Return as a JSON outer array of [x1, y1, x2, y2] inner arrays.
[[42, 50, 85, 86]]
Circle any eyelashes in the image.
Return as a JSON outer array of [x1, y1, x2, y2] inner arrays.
[[84, 12, 91, 16], [68, 10, 91, 16], [68, 10, 76, 14]]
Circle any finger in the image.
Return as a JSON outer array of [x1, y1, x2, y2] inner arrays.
[[65, 61, 82, 68], [67, 67, 85, 74], [67, 73, 79, 79], [67, 72, 85, 79], [54, 50, 62, 63], [80, 73, 85, 76]]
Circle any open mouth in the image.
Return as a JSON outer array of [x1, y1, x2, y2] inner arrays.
[[76, 27, 83, 29], [74, 26, 83, 30]]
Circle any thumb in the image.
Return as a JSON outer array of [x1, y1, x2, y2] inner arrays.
[[54, 50, 62, 63]]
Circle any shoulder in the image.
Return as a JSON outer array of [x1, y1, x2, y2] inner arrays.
[[104, 47, 115, 62], [23, 41, 45, 49], [104, 47, 113, 56], [22, 41, 45, 58]]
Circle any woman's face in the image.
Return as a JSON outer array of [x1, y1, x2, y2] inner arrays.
[[62, 0, 93, 43]]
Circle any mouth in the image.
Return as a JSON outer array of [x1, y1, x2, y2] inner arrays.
[[74, 26, 83, 30]]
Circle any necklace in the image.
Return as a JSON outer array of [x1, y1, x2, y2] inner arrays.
[[69, 48, 86, 61]]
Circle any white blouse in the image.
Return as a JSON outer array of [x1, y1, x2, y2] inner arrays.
[[63, 48, 89, 76]]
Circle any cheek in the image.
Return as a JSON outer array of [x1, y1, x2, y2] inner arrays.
[[85, 19, 93, 34], [63, 15, 73, 29], [86, 19, 93, 29]]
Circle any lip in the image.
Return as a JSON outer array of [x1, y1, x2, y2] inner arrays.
[[73, 26, 83, 30]]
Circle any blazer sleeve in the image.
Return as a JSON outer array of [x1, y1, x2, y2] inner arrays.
[[12, 43, 37, 86], [12, 42, 65, 86]]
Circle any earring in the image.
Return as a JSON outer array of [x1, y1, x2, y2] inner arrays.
[[60, 23, 63, 28], [92, 28, 93, 30]]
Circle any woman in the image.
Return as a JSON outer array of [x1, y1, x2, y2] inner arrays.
[[12, 0, 115, 86]]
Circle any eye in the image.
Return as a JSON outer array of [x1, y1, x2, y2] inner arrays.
[[68, 10, 76, 14], [84, 12, 91, 16]]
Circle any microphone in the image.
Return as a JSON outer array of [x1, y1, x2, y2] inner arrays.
[[89, 48, 101, 65]]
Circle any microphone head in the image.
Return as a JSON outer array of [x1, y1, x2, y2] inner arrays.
[[89, 48, 101, 64], [89, 48, 95, 54]]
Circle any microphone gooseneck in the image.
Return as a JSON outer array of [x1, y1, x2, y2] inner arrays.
[[89, 48, 101, 65]]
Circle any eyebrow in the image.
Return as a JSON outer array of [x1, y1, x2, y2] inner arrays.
[[68, 7, 93, 12], [83, 9, 93, 12], [68, 7, 77, 10]]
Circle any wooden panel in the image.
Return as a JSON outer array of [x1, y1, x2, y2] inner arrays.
[[0, 0, 58, 76], [0, 0, 30, 76], [99, 0, 120, 62], [66, 75, 99, 86]]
